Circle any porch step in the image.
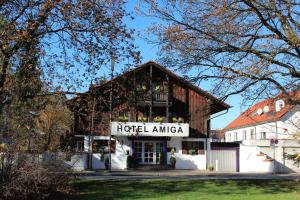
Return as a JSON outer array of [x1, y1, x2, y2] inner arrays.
[[136, 165, 173, 171]]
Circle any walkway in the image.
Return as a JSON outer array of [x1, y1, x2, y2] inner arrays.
[[74, 170, 300, 180]]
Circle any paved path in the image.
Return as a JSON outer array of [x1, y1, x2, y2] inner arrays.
[[74, 170, 300, 180]]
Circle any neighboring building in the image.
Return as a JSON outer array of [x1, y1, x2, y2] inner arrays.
[[224, 93, 300, 173], [68, 61, 229, 170], [210, 129, 225, 142], [224, 94, 300, 142]]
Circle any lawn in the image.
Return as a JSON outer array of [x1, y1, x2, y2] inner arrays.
[[70, 179, 300, 200]]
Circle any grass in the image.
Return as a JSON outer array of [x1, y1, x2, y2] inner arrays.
[[70, 179, 300, 200]]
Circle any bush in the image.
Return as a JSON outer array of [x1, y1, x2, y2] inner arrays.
[[0, 157, 72, 200], [170, 156, 176, 169]]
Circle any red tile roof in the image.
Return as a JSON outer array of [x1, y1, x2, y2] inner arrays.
[[224, 91, 299, 131]]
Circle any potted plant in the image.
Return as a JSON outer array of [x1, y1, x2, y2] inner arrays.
[[169, 148, 176, 169], [154, 116, 164, 123], [208, 165, 215, 171], [172, 117, 178, 123], [127, 155, 133, 169], [104, 157, 109, 170], [170, 156, 176, 169], [118, 116, 128, 122], [188, 149, 196, 155], [138, 116, 148, 122], [177, 117, 184, 123], [155, 85, 160, 91]]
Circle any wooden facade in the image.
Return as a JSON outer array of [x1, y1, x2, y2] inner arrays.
[[68, 61, 229, 138]]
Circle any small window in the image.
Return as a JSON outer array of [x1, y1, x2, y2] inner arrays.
[[261, 132, 266, 139], [227, 133, 231, 142], [92, 140, 116, 153], [234, 132, 238, 141], [275, 100, 285, 112], [76, 141, 84, 152], [250, 129, 255, 139], [242, 130, 247, 140], [182, 141, 205, 155]]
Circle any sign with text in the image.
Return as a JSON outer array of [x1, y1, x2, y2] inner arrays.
[[111, 122, 189, 137]]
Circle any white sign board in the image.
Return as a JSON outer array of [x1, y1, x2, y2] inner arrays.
[[111, 122, 189, 137]]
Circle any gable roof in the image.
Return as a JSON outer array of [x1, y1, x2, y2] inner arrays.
[[224, 92, 299, 131], [70, 61, 230, 113]]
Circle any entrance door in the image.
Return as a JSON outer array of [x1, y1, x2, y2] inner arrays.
[[144, 142, 154, 164], [134, 141, 164, 165]]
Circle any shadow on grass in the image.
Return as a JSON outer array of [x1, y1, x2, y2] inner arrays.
[[69, 179, 300, 200]]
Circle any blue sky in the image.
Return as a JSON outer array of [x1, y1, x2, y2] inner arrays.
[[121, 1, 243, 129]]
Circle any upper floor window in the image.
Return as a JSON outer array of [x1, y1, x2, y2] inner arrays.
[[250, 129, 255, 139], [242, 130, 247, 140], [234, 132, 238, 141], [261, 132, 266, 139], [275, 100, 285, 112], [227, 133, 231, 142]]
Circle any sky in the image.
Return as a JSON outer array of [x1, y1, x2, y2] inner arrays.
[[120, 1, 244, 130]]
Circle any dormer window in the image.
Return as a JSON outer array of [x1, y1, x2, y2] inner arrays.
[[275, 100, 285, 112]]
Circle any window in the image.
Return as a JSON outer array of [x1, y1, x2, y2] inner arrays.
[[92, 140, 116, 153], [242, 130, 247, 140], [182, 141, 205, 155], [275, 100, 285, 112], [261, 132, 266, 139], [234, 132, 238, 141], [227, 133, 231, 142], [250, 129, 255, 139], [76, 141, 84, 152]]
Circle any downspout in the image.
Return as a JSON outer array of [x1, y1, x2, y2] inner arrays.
[[206, 108, 229, 169]]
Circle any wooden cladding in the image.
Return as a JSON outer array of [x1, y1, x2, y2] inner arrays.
[[71, 63, 215, 138]]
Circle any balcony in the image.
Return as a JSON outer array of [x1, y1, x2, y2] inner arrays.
[[136, 91, 168, 106]]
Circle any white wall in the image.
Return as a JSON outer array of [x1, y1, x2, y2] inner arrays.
[[111, 136, 131, 170], [83, 136, 208, 170], [239, 145, 274, 173], [225, 110, 300, 142], [65, 153, 88, 171], [167, 137, 207, 170]]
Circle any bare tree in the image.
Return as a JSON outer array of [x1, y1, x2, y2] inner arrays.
[[0, 0, 140, 101], [140, 0, 300, 103]]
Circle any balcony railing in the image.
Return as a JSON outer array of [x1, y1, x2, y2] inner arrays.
[[154, 93, 168, 101], [136, 91, 168, 102]]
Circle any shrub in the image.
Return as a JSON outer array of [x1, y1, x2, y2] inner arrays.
[[170, 156, 176, 169], [0, 157, 72, 200]]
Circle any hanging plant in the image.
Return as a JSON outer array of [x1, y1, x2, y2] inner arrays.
[[172, 117, 178, 123], [178, 117, 184, 123], [154, 116, 164, 123], [155, 85, 160, 91], [138, 116, 148, 122], [118, 116, 128, 122]]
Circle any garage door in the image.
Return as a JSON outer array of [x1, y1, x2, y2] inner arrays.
[[210, 148, 239, 172]]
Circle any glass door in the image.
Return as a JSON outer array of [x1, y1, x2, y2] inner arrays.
[[134, 141, 164, 165], [144, 142, 154, 164]]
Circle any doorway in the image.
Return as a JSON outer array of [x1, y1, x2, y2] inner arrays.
[[134, 141, 163, 164]]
